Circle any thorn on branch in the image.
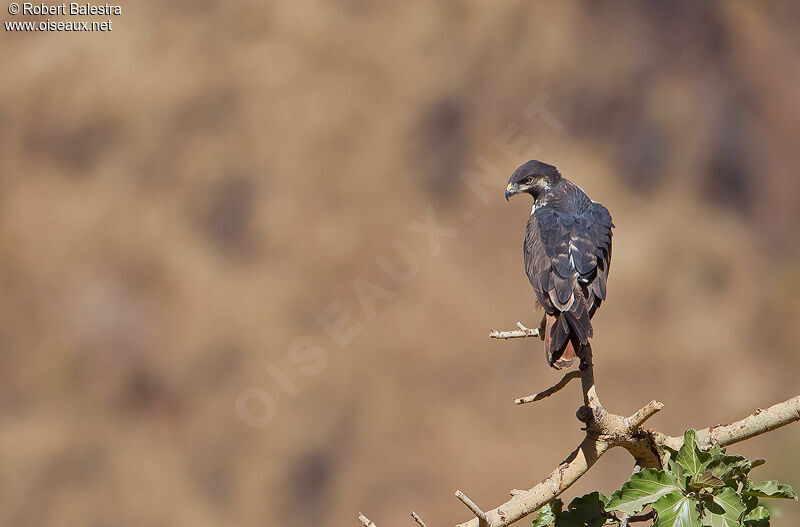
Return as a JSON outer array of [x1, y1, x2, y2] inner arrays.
[[358, 512, 378, 527], [410, 512, 429, 527], [455, 490, 488, 526], [515, 370, 581, 405]]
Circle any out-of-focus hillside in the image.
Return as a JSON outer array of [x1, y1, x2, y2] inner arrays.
[[1, 1, 799, 526]]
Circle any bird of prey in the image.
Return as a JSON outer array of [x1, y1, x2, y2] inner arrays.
[[505, 160, 613, 369]]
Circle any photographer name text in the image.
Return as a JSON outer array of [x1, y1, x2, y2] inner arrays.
[[17, 3, 121, 16]]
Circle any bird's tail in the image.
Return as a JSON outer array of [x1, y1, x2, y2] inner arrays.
[[544, 283, 593, 369], [544, 314, 585, 369]]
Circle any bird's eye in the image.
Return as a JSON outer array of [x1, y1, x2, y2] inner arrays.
[[522, 177, 533, 185]]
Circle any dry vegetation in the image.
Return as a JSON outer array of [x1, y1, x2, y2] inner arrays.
[[0, 2, 799, 526]]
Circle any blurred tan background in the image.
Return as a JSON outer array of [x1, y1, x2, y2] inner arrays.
[[2, 1, 800, 526]]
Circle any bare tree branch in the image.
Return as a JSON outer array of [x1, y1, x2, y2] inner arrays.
[[455, 490, 488, 526], [410, 512, 429, 527], [627, 400, 665, 428], [446, 395, 800, 527], [578, 345, 602, 412], [489, 322, 540, 340], [452, 345, 645, 527], [454, 436, 612, 527], [628, 510, 655, 523], [357, 332, 800, 527], [359, 512, 378, 527], [655, 395, 800, 451], [515, 370, 581, 405]]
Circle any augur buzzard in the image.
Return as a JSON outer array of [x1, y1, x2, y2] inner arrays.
[[505, 160, 614, 369]]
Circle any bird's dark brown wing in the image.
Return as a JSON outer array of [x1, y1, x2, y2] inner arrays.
[[583, 202, 613, 316], [524, 202, 613, 357]]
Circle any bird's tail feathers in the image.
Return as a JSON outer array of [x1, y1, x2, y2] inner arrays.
[[544, 309, 591, 370], [544, 314, 573, 369]]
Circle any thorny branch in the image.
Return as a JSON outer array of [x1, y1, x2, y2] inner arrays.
[[358, 322, 800, 527]]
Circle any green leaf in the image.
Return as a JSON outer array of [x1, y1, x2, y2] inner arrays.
[[707, 454, 746, 479], [653, 491, 702, 527], [688, 470, 726, 491], [564, 492, 608, 527], [607, 469, 683, 515], [675, 430, 711, 477], [701, 488, 746, 527], [744, 481, 798, 500], [568, 491, 607, 508], [672, 459, 689, 491], [743, 505, 770, 527], [552, 511, 588, 527], [663, 445, 680, 469], [707, 454, 765, 483], [708, 444, 726, 458], [532, 500, 561, 527], [742, 494, 759, 514]]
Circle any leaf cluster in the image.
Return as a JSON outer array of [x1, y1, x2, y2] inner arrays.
[[533, 430, 796, 527]]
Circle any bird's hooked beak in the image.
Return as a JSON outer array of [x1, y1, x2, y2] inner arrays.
[[505, 183, 517, 201]]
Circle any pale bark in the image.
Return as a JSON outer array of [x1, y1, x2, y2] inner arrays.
[[359, 513, 377, 527], [488, 322, 540, 339]]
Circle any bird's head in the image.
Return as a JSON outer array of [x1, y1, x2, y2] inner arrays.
[[505, 160, 561, 201]]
